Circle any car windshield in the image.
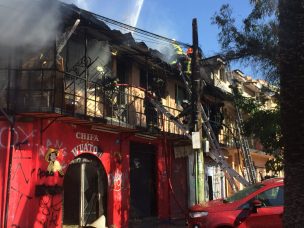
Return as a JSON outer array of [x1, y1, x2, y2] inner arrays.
[[224, 183, 264, 203]]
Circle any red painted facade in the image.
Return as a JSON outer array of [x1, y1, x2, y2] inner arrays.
[[0, 119, 186, 227]]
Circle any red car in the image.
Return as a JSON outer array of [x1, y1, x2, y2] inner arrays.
[[188, 178, 284, 228]]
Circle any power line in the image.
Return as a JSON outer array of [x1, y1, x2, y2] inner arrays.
[[62, 2, 192, 49]]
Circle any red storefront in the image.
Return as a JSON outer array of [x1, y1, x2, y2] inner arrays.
[[0, 2, 190, 227], [0, 118, 188, 227]]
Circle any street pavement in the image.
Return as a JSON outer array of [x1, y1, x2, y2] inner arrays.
[[129, 218, 187, 228]]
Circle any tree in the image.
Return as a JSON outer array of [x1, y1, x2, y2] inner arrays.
[[213, 1, 279, 82], [232, 84, 283, 174], [243, 107, 283, 174], [214, 1, 304, 225], [279, 0, 304, 226], [213, 1, 284, 174]]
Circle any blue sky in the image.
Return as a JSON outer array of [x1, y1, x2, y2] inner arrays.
[[67, 0, 256, 76]]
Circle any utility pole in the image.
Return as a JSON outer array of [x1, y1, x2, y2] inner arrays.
[[191, 18, 205, 203]]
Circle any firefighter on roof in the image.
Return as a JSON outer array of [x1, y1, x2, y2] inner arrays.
[[185, 47, 193, 76], [170, 40, 185, 65], [170, 40, 192, 77]]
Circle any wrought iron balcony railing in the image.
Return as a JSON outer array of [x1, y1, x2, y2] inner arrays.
[[219, 124, 263, 151], [0, 68, 186, 136]]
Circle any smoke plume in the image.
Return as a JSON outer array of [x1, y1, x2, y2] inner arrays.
[[0, 0, 61, 50]]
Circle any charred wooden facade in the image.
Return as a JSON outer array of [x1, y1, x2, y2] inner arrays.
[[0, 3, 190, 228]]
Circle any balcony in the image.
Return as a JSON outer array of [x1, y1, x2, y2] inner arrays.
[[219, 124, 264, 151], [0, 68, 186, 137]]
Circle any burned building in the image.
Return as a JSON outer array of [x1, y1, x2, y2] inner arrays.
[[0, 2, 191, 228]]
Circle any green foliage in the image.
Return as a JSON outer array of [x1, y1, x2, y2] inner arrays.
[[232, 87, 263, 113], [265, 154, 283, 175], [215, 0, 283, 173], [234, 90, 283, 173], [243, 109, 282, 153], [233, 88, 281, 154], [244, 107, 283, 173], [212, 1, 279, 82]]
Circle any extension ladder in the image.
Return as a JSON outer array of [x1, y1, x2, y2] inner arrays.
[[235, 105, 257, 184], [148, 70, 250, 191], [179, 69, 250, 189]]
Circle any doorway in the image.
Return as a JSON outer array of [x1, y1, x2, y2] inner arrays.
[[208, 176, 214, 200], [129, 142, 157, 219], [63, 154, 107, 227]]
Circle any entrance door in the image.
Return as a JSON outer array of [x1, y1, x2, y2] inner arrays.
[[63, 155, 107, 226], [208, 176, 213, 200], [170, 157, 188, 218], [130, 143, 157, 219]]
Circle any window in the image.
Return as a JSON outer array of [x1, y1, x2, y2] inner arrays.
[[240, 186, 284, 209], [175, 85, 187, 106], [219, 68, 226, 81], [117, 59, 129, 105], [255, 186, 284, 207], [140, 69, 148, 89], [224, 183, 264, 203], [117, 59, 129, 84]]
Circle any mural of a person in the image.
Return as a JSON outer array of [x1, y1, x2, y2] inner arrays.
[[35, 147, 65, 226], [45, 147, 64, 177], [35, 147, 64, 196]]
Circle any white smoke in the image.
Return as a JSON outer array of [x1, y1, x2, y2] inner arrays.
[[0, 0, 61, 50]]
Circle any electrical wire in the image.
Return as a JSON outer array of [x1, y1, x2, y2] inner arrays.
[[62, 2, 192, 49]]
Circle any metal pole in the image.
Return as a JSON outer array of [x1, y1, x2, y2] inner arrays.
[[191, 18, 205, 203], [80, 162, 85, 226], [84, 30, 88, 116], [192, 20, 200, 132], [3, 49, 16, 228], [194, 151, 198, 203], [3, 116, 15, 228]]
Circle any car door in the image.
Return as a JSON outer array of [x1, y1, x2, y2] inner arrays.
[[244, 186, 284, 228]]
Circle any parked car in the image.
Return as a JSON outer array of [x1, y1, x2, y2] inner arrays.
[[188, 178, 284, 228]]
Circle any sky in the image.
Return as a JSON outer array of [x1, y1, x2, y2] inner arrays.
[[64, 0, 256, 76]]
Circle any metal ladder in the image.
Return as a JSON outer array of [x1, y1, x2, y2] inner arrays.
[[199, 103, 250, 189], [148, 70, 250, 190], [234, 104, 257, 184], [227, 66, 257, 185], [179, 69, 250, 189]]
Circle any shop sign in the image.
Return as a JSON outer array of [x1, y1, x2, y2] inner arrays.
[[76, 131, 99, 141], [71, 143, 102, 156]]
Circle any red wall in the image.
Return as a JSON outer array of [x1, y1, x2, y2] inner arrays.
[[0, 120, 178, 228], [0, 121, 10, 228]]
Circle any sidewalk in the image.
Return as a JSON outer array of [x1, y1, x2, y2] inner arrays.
[[129, 218, 187, 228]]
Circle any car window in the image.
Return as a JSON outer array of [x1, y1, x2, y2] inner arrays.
[[256, 186, 284, 207], [224, 183, 264, 203], [240, 186, 284, 209]]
